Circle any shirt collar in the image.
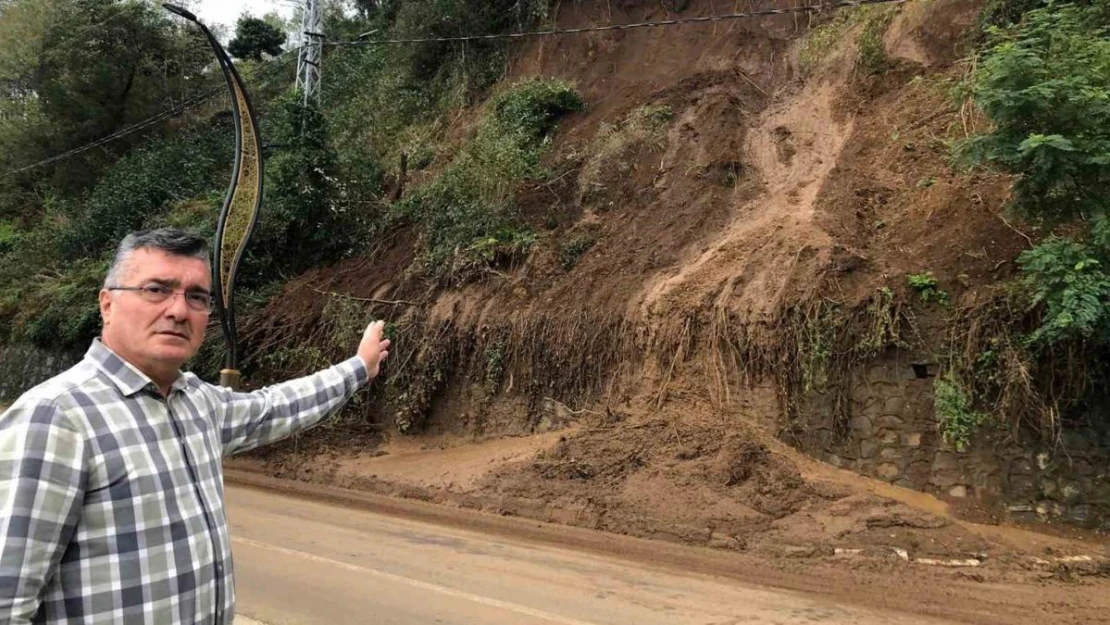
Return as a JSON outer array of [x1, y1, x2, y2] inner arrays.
[[86, 339, 189, 397]]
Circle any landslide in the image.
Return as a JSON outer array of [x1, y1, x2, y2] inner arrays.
[[229, 0, 1110, 606]]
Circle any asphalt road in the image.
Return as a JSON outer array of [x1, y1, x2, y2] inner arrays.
[[226, 484, 950, 625]]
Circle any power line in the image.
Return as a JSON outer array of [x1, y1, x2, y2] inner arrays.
[[331, 0, 905, 47], [0, 48, 301, 180]]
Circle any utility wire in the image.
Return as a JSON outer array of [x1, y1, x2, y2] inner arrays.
[[331, 0, 906, 46], [0, 48, 301, 180]]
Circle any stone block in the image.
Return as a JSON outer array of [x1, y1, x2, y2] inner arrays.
[[1036, 452, 1052, 470], [902, 432, 922, 448], [1073, 459, 1096, 478], [860, 439, 878, 459], [1009, 457, 1033, 476], [851, 383, 871, 404], [906, 460, 932, 480], [932, 452, 961, 472], [1035, 501, 1066, 517], [876, 414, 906, 430], [896, 366, 920, 381], [876, 463, 901, 481], [840, 441, 860, 460], [871, 381, 900, 397], [931, 470, 963, 489], [1069, 505, 1091, 524], [849, 416, 873, 437], [882, 396, 906, 415], [949, 485, 969, 498], [812, 428, 836, 452], [879, 447, 902, 461], [827, 454, 843, 468], [1040, 478, 1058, 500], [1061, 481, 1083, 502], [867, 365, 894, 383], [877, 429, 900, 445]]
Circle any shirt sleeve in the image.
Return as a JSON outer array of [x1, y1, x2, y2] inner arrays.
[[0, 401, 87, 625], [214, 356, 369, 457]]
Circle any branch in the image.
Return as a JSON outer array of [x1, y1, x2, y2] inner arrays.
[[310, 286, 416, 306]]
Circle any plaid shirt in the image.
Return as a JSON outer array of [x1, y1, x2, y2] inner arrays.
[[0, 340, 368, 624]]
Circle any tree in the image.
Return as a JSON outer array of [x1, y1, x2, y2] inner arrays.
[[228, 16, 286, 62], [0, 0, 214, 198], [959, 1, 1110, 347]]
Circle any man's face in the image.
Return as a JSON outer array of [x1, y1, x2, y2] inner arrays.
[[99, 248, 211, 378]]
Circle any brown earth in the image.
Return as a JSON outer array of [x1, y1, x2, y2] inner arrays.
[[227, 472, 1110, 625], [232, 0, 1110, 616]]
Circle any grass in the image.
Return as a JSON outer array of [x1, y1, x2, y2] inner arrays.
[[559, 235, 597, 270], [578, 104, 674, 209], [798, 5, 898, 75], [393, 77, 584, 283]]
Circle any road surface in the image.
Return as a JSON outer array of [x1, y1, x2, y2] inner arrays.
[[226, 484, 949, 625]]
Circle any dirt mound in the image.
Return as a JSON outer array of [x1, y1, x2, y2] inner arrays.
[[230, 392, 1109, 586]]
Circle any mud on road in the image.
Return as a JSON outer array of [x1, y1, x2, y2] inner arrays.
[[226, 465, 1110, 625]]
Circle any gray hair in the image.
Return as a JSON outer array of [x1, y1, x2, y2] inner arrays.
[[104, 228, 211, 288]]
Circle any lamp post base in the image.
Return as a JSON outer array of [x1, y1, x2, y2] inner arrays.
[[220, 369, 242, 390]]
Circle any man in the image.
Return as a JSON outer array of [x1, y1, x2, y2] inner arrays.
[[0, 228, 390, 624]]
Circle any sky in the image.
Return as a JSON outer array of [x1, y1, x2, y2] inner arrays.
[[190, 0, 298, 34]]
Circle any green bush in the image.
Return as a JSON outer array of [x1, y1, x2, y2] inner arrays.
[[559, 235, 596, 270], [392, 0, 548, 88], [0, 221, 20, 256], [960, 2, 1110, 348], [1018, 232, 1110, 346], [395, 78, 584, 282], [907, 271, 949, 304], [957, 3, 1110, 224], [5, 257, 108, 350], [57, 121, 232, 260], [246, 94, 368, 286], [798, 6, 896, 74], [934, 372, 991, 451], [856, 9, 895, 75]]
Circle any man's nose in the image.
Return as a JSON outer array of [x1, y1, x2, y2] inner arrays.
[[163, 292, 191, 320]]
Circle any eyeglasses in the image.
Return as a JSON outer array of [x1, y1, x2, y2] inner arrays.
[[107, 284, 215, 313]]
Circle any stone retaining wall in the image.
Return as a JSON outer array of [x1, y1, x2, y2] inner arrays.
[[795, 351, 1110, 529], [0, 344, 80, 403]]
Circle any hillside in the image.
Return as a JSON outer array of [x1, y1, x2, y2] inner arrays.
[[219, 0, 1110, 589], [2, 0, 1110, 617]]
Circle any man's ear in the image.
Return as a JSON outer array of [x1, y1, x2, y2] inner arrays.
[[99, 289, 113, 327]]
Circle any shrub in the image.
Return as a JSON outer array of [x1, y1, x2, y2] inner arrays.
[[934, 372, 991, 451], [578, 104, 673, 208], [959, 1, 1110, 349], [57, 121, 232, 260], [798, 6, 897, 75], [559, 235, 596, 270], [247, 94, 367, 285], [1018, 233, 1110, 347], [907, 272, 949, 304], [395, 78, 584, 282], [956, 3, 1110, 224], [6, 257, 108, 350]]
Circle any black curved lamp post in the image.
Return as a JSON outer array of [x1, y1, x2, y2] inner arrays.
[[164, 4, 264, 390]]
